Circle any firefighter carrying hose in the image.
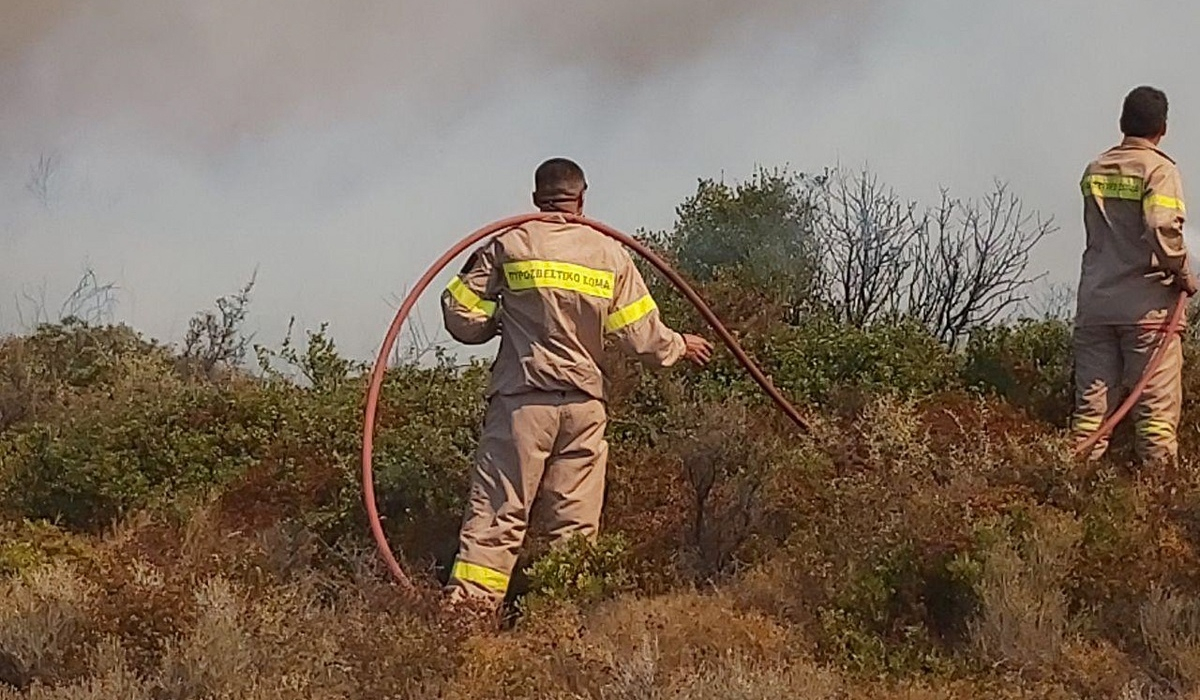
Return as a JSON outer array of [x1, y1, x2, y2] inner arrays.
[[1073, 86, 1196, 465], [439, 158, 714, 612]]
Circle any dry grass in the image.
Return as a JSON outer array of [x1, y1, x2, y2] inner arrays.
[[1141, 585, 1200, 692], [0, 563, 96, 687], [969, 509, 1082, 672], [661, 658, 841, 699], [0, 479, 1186, 700], [7, 326, 1200, 698]]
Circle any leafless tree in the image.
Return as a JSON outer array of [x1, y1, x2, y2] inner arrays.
[[182, 271, 257, 376], [386, 288, 449, 367], [14, 268, 118, 330], [1024, 282, 1077, 322], [813, 168, 925, 326], [60, 269, 119, 325], [26, 153, 60, 208], [14, 282, 50, 330], [908, 183, 1055, 346]]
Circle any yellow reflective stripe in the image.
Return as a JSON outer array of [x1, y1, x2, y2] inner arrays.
[[503, 260, 615, 300], [451, 561, 510, 594], [1136, 419, 1176, 438], [447, 277, 497, 317], [1146, 194, 1186, 214], [605, 294, 658, 333], [1081, 174, 1144, 201], [1073, 416, 1103, 433]]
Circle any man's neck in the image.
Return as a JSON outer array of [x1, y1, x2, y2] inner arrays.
[[538, 205, 581, 215], [1123, 133, 1164, 146]]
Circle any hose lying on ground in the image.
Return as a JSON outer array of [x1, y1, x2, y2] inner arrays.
[[361, 213, 811, 589]]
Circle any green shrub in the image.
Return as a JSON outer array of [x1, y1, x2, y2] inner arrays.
[[962, 319, 1072, 424], [816, 545, 966, 677], [0, 321, 176, 431], [525, 534, 633, 607], [647, 167, 821, 310], [0, 521, 87, 577], [749, 317, 961, 406], [0, 322, 486, 543], [1, 384, 275, 529]]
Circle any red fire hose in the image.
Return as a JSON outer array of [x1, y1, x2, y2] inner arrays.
[[1072, 291, 1189, 460], [361, 212, 811, 589], [362, 211, 1186, 588]]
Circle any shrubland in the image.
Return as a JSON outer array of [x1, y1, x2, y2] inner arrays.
[[0, 166, 1195, 698]]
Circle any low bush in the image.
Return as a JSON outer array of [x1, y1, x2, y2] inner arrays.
[[0, 304, 1195, 698], [962, 319, 1073, 424]]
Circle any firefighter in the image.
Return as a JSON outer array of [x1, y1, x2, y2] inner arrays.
[[440, 158, 713, 610], [1073, 86, 1196, 464]]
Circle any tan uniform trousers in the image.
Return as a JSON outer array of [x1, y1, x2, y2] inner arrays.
[[446, 390, 608, 605], [1072, 325, 1183, 464]]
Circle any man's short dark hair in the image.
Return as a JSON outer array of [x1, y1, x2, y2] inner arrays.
[[534, 158, 587, 198], [1121, 86, 1169, 138]]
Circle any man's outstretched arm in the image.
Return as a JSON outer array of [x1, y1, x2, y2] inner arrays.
[[606, 252, 712, 367]]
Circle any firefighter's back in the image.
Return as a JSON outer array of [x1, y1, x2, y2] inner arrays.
[[1078, 140, 1180, 327], [489, 218, 624, 400]]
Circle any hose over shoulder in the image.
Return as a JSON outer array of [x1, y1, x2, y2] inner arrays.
[[361, 213, 810, 588]]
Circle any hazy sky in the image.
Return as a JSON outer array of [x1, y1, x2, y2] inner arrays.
[[3, 1, 1199, 358]]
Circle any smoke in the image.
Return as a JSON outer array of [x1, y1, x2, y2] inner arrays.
[[0, 0, 876, 353], [3, 0, 1199, 356], [1, 1, 871, 154]]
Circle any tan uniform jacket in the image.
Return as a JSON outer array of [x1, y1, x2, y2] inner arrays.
[[1076, 137, 1190, 327], [441, 215, 686, 400]]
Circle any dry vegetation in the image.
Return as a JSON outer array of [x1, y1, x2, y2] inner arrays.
[[3, 168, 1200, 698]]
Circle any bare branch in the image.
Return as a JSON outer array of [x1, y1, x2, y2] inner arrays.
[[59, 268, 119, 326], [907, 181, 1055, 346], [13, 268, 118, 331], [182, 270, 258, 378], [385, 288, 449, 367], [1024, 282, 1077, 322], [26, 153, 60, 208], [813, 167, 925, 326]]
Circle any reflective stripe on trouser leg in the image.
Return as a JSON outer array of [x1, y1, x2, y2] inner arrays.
[[1125, 326, 1183, 464], [538, 398, 608, 544], [1072, 325, 1122, 460], [1072, 415, 1103, 436], [1136, 419, 1177, 439], [448, 560, 511, 599], [447, 393, 557, 605]]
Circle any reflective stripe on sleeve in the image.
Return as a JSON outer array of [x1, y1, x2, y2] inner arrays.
[[1081, 174, 1144, 201], [1146, 194, 1187, 214], [606, 294, 658, 333], [1072, 416, 1103, 435], [447, 277, 497, 317], [502, 260, 616, 299], [451, 561, 510, 594]]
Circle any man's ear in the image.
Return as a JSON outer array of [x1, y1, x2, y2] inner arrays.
[[532, 191, 539, 208]]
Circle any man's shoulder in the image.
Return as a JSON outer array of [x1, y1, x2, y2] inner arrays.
[[1088, 143, 1177, 178], [1120, 139, 1178, 167], [1140, 145, 1178, 169], [492, 223, 536, 251]]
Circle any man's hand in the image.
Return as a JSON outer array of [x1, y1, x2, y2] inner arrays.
[[1181, 271, 1200, 296], [682, 334, 714, 367]]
